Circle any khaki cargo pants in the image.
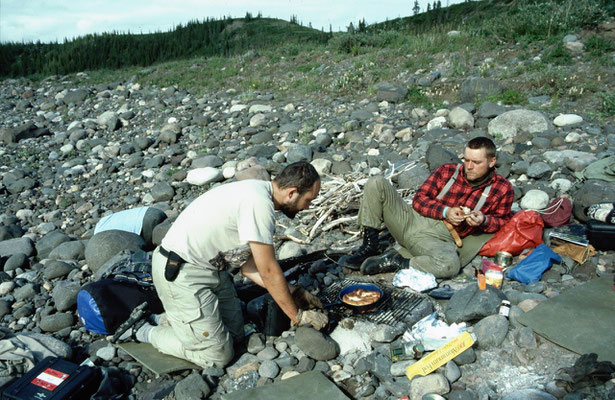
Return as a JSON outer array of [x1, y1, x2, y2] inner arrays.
[[357, 177, 492, 278], [150, 247, 244, 368]]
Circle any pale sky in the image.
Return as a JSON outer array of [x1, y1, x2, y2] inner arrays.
[[0, 0, 463, 44]]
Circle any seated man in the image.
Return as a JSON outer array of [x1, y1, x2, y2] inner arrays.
[[131, 162, 327, 368], [341, 136, 514, 278]]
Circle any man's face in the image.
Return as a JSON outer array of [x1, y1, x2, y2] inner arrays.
[[463, 147, 496, 182], [280, 180, 321, 219]]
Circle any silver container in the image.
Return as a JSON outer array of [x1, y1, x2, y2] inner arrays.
[[495, 251, 513, 268]]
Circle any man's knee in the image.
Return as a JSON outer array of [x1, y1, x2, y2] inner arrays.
[[364, 176, 388, 195], [190, 339, 234, 368]]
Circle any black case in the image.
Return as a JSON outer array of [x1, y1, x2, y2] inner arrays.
[[587, 220, 615, 251], [1, 357, 100, 400]]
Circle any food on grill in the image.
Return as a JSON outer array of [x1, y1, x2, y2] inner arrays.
[[342, 288, 381, 306]]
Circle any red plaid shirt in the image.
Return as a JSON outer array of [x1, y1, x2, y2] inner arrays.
[[412, 163, 514, 238]]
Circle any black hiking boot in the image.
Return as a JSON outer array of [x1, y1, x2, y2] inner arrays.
[[360, 250, 409, 275], [339, 227, 380, 270]]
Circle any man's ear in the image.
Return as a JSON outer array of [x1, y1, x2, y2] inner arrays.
[[286, 186, 299, 200], [488, 157, 497, 169]]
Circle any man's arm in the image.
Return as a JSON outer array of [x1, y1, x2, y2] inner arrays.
[[476, 180, 514, 232], [241, 241, 298, 324], [412, 164, 454, 219]]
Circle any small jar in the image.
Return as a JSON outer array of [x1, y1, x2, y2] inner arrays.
[[499, 300, 511, 318]]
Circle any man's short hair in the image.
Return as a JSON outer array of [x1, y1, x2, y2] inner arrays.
[[467, 136, 496, 158], [273, 161, 320, 195]]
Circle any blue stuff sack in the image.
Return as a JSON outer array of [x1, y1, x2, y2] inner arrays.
[[506, 244, 562, 284]]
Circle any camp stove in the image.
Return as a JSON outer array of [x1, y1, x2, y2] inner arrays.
[[318, 278, 429, 327]]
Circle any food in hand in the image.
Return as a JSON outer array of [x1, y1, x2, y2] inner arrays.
[[342, 288, 381, 306]]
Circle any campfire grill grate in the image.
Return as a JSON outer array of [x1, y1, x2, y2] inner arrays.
[[318, 278, 426, 326]]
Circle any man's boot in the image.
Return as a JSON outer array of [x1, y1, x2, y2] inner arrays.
[[360, 250, 409, 275], [339, 227, 380, 270]]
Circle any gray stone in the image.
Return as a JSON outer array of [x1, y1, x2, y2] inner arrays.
[[373, 82, 408, 103], [449, 390, 478, 400], [488, 109, 549, 139], [96, 345, 116, 361], [444, 360, 461, 383], [186, 167, 223, 185], [390, 359, 416, 377], [0, 237, 34, 258], [543, 150, 596, 166], [370, 324, 402, 343], [501, 389, 556, 400], [14, 283, 37, 301], [453, 347, 476, 365], [410, 373, 450, 400], [0, 123, 50, 143], [278, 241, 303, 260], [48, 240, 85, 261], [258, 360, 280, 379], [43, 260, 73, 280], [520, 189, 549, 210], [150, 182, 175, 202], [417, 71, 441, 86], [97, 111, 120, 131], [527, 162, 552, 179], [36, 231, 71, 259], [397, 165, 431, 189], [85, 230, 146, 272], [449, 107, 474, 130], [19, 332, 72, 358], [52, 280, 80, 312], [477, 101, 506, 118], [6, 178, 36, 194], [0, 300, 11, 318], [525, 281, 546, 293], [247, 333, 265, 354], [474, 314, 509, 349], [513, 326, 537, 349], [0, 225, 24, 241], [286, 145, 313, 163], [235, 165, 270, 181], [295, 327, 338, 361], [39, 313, 74, 332], [62, 89, 89, 105], [175, 373, 210, 400], [256, 347, 279, 361], [192, 155, 224, 168], [445, 284, 506, 323], [572, 180, 615, 222], [160, 124, 181, 143], [460, 77, 502, 103], [426, 144, 460, 171], [4, 253, 27, 271], [296, 356, 315, 373]]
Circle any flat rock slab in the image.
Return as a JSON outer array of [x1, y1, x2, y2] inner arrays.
[[222, 371, 350, 400], [517, 277, 615, 363], [117, 342, 199, 377]]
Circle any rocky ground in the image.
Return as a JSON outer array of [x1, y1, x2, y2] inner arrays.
[[1, 52, 615, 400]]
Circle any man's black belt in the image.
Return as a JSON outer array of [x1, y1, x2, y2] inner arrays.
[[159, 246, 185, 282]]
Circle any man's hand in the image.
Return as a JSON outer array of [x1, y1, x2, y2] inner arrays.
[[296, 309, 329, 330], [291, 287, 323, 310], [466, 211, 485, 227], [445, 206, 466, 225]]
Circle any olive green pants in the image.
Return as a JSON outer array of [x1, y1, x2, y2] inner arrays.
[[357, 177, 492, 278], [150, 247, 244, 368]]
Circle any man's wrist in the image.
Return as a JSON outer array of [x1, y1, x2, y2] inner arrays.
[[481, 215, 488, 226]]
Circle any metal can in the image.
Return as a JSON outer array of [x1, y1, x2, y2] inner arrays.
[[495, 251, 513, 268], [499, 300, 511, 318]]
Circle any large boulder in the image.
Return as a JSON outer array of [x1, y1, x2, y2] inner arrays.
[[0, 123, 50, 143], [62, 89, 89, 105], [85, 230, 146, 272], [572, 180, 615, 222], [0, 237, 34, 258], [488, 110, 549, 139], [373, 82, 408, 103], [48, 240, 86, 261], [460, 77, 502, 103], [294, 326, 338, 361], [426, 144, 460, 171], [36, 231, 71, 259], [444, 284, 506, 323]]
